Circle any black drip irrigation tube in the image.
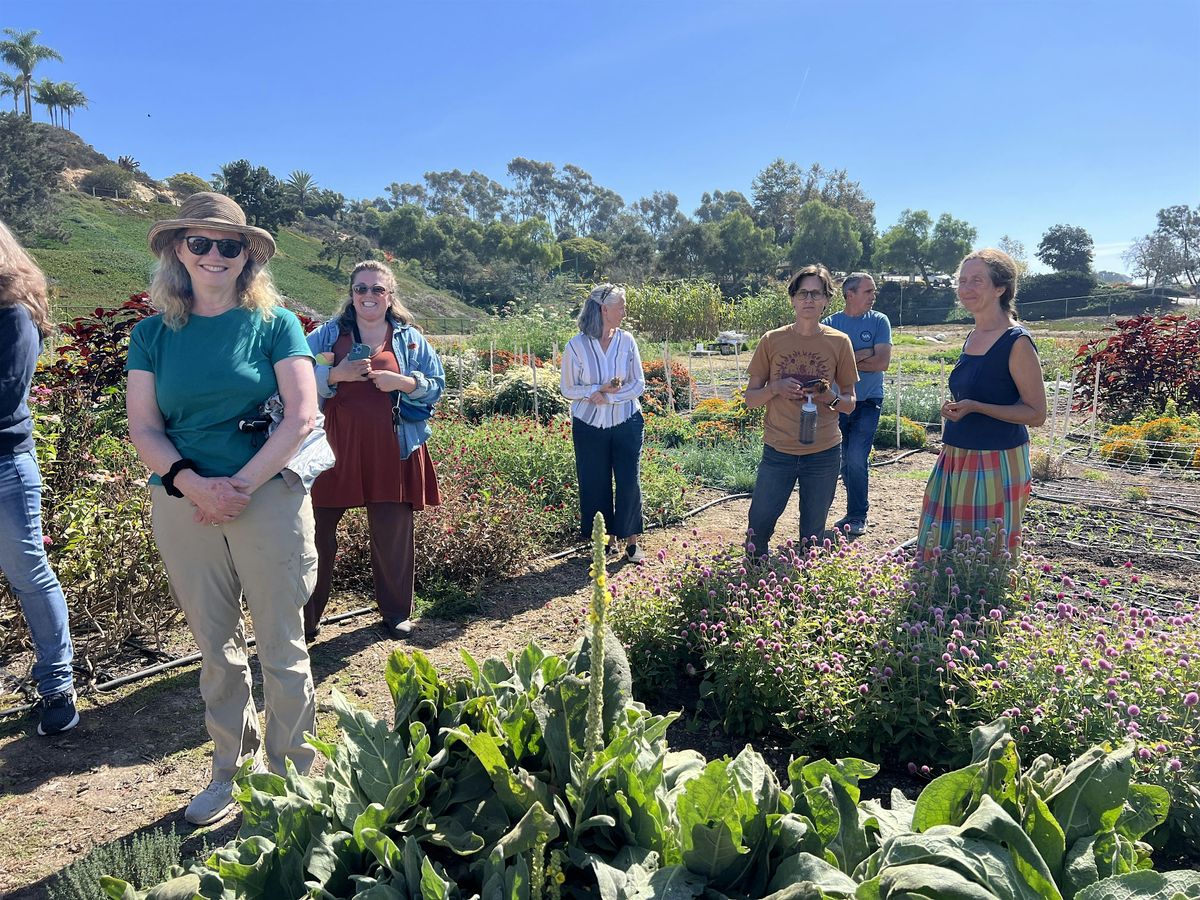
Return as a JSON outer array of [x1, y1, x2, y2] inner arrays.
[[1, 491, 758, 721]]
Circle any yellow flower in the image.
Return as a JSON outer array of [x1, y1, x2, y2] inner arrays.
[[596, 574, 607, 588], [555, 873, 566, 884]]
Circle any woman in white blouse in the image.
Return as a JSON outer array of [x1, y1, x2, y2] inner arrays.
[[560, 284, 647, 562]]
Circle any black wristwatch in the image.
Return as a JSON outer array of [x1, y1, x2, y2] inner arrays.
[[161, 458, 197, 498], [828, 396, 841, 411]]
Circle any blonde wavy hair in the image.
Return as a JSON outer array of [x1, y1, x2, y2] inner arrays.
[[149, 227, 281, 329], [0, 220, 52, 338], [333, 260, 415, 328]]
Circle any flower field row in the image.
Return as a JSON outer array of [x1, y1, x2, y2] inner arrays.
[[607, 530, 1200, 847]]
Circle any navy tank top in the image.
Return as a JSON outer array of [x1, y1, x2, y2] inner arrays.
[[943, 325, 1034, 450]]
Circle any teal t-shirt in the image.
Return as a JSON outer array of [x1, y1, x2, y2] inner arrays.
[[126, 306, 312, 480]]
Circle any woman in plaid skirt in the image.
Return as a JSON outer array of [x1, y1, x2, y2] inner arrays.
[[917, 249, 1047, 558]]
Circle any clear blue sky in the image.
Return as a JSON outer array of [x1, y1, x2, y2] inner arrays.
[[13, 0, 1200, 274]]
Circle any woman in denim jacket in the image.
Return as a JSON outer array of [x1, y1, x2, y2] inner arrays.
[[304, 261, 444, 640]]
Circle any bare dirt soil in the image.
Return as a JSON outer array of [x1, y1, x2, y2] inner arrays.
[[2, 445, 1197, 896]]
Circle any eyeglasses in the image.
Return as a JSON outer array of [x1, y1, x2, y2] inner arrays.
[[353, 284, 390, 296], [793, 289, 827, 301], [183, 236, 246, 258]]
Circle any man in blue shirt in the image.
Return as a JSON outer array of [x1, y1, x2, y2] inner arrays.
[[822, 273, 891, 536]]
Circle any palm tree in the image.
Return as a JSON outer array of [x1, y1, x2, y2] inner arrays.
[[58, 82, 87, 130], [32, 78, 60, 126], [0, 72, 21, 113], [287, 170, 316, 211], [0, 29, 62, 119]]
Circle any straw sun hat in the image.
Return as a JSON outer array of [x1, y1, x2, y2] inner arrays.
[[147, 192, 276, 266]]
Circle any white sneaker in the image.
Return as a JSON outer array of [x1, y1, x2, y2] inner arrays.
[[185, 779, 235, 826], [625, 544, 646, 564]]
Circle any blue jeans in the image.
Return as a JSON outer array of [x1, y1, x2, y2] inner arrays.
[[0, 450, 73, 697], [572, 413, 644, 542], [838, 399, 882, 522], [747, 443, 841, 552]]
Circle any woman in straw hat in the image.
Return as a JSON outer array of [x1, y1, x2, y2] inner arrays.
[[560, 283, 647, 563], [126, 192, 319, 826]]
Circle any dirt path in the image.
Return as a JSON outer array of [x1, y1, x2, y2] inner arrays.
[[0, 450, 940, 898]]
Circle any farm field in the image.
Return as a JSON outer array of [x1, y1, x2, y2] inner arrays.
[[2, 445, 1198, 897], [2, 309, 1198, 898]]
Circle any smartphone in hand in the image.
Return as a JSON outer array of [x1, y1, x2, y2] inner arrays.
[[347, 343, 372, 361]]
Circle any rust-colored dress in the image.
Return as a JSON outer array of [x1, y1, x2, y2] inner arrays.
[[311, 330, 440, 509], [304, 327, 440, 637]]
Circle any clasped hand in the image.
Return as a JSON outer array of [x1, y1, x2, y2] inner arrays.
[[774, 377, 834, 404], [331, 356, 371, 384], [941, 399, 977, 421], [191, 476, 252, 525]]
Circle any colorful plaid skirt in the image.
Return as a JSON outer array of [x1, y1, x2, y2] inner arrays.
[[916, 443, 1031, 558]]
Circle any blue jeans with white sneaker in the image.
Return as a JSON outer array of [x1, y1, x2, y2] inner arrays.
[[0, 450, 74, 698]]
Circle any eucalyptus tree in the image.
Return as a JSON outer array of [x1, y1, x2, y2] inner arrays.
[[0, 28, 62, 118]]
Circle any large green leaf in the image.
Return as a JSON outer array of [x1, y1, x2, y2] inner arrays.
[[912, 766, 982, 832], [675, 758, 752, 883], [494, 801, 560, 860], [867, 832, 1046, 900], [1074, 869, 1200, 900], [957, 797, 1062, 900], [303, 826, 360, 896], [1017, 777, 1064, 885], [802, 773, 871, 874], [765, 852, 858, 896], [860, 790, 916, 843], [873, 861, 1005, 899], [446, 725, 542, 820], [1115, 783, 1170, 842], [531, 673, 590, 791], [204, 835, 277, 895], [1046, 745, 1134, 846], [386, 649, 446, 733]]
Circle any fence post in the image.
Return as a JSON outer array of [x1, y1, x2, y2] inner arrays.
[[458, 352, 465, 413], [1047, 370, 1061, 455], [490, 338, 495, 391], [895, 374, 902, 449], [1088, 362, 1102, 456], [530, 341, 539, 422], [663, 341, 673, 412]]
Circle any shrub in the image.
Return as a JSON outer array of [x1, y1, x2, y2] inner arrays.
[[1018, 269, 1098, 304], [643, 412, 695, 448], [1098, 406, 1200, 468], [79, 164, 136, 197], [165, 172, 210, 197], [459, 366, 567, 425], [437, 346, 482, 392], [48, 827, 202, 900], [874, 413, 927, 449], [1075, 313, 1200, 420], [641, 358, 695, 413], [627, 279, 729, 342]]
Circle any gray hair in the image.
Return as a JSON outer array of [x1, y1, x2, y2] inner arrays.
[[577, 282, 626, 339], [841, 272, 873, 296]]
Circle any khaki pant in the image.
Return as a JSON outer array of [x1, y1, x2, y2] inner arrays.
[[152, 479, 318, 781]]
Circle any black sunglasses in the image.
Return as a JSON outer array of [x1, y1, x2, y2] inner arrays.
[[353, 284, 390, 296], [183, 236, 246, 259]]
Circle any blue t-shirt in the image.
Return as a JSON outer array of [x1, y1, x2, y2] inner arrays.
[[126, 306, 312, 480], [822, 309, 891, 401]]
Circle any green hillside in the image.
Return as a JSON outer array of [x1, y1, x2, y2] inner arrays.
[[27, 193, 479, 324]]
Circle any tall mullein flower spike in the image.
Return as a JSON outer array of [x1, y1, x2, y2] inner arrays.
[[530, 835, 547, 900], [583, 511, 609, 774]]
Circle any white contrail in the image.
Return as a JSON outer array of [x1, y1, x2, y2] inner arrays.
[[790, 68, 811, 117]]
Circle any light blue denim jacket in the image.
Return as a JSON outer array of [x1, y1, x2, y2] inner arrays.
[[307, 316, 445, 460]]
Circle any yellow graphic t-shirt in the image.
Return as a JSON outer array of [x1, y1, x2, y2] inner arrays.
[[747, 324, 858, 455]]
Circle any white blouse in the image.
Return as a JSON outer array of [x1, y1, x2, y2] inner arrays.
[[559, 329, 645, 428]]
